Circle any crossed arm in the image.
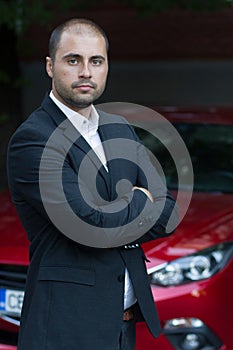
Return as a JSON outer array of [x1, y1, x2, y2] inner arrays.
[[7, 121, 178, 248]]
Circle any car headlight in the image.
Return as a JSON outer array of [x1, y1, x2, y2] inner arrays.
[[148, 242, 233, 286]]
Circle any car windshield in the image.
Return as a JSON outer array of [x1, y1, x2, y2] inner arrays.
[[135, 123, 233, 193]]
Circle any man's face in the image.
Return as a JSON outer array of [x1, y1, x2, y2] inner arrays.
[[46, 31, 108, 112]]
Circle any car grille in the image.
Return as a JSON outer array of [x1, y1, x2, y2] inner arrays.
[[0, 264, 27, 289], [0, 329, 18, 346]]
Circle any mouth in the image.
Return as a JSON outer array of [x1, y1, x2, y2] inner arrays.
[[72, 81, 96, 92], [75, 85, 93, 92]]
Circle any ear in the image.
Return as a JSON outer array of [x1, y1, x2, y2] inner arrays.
[[46, 56, 53, 78]]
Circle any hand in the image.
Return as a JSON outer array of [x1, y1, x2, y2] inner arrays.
[[132, 186, 154, 203]]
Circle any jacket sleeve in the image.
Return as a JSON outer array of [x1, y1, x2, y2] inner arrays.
[[125, 125, 179, 244]]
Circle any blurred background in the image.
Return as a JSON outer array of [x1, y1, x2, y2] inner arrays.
[[1, 0, 233, 188]]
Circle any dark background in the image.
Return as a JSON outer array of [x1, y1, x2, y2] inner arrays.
[[1, 1, 233, 189]]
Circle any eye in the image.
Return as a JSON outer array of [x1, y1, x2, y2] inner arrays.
[[68, 58, 80, 65], [92, 59, 102, 66]]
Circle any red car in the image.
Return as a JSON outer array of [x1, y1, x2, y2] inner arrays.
[[0, 107, 233, 350]]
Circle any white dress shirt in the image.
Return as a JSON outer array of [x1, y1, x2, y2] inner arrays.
[[49, 92, 137, 310]]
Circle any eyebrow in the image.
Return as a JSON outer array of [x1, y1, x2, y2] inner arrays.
[[62, 53, 106, 61]]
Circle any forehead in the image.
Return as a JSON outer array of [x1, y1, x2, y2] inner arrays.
[[57, 31, 107, 58]]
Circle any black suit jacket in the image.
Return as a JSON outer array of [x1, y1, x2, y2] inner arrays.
[[7, 95, 177, 350]]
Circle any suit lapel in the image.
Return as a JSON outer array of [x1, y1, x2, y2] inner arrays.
[[41, 94, 111, 196], [63, 123, 108, 174], [98, 112, 118, 200]]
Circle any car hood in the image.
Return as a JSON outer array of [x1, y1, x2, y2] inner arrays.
[[1, 190, 233, 266], [143, 191, 233, 267]]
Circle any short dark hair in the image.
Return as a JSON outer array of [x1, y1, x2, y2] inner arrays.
[[49, 18, 109, 61]]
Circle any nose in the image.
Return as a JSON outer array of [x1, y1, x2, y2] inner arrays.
[[79, 62, 92, 79]]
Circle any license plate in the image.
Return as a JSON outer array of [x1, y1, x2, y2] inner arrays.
[[0, 288, 24, 316]]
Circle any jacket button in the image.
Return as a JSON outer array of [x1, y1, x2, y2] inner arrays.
[[118, 275, 124, 282]]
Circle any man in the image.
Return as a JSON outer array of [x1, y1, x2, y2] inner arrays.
[[7, 18, 178, 350]]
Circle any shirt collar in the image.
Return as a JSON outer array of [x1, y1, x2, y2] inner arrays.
[[49, 91, 99, 136]]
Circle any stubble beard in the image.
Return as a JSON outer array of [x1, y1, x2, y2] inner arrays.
[[54, 79, 106, 110]]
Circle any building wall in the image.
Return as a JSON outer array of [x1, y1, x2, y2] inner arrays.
[[20, 8, 233, 115], [21, 60, 233, 117]]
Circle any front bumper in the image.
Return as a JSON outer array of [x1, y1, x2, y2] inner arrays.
[[136, 261, 233, 350]]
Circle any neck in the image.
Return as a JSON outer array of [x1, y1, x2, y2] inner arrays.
[[75, 105, 92, 119], [51, 90, 92, 119]]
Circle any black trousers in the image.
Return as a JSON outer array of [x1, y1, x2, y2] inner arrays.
[[118, 319, 136, 350]]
